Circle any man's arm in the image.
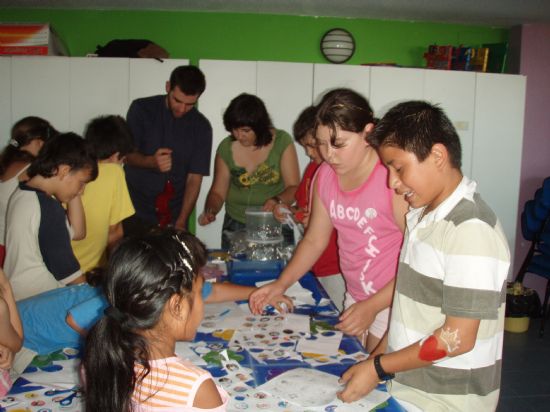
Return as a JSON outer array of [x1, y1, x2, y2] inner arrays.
[[125, 148, 172, 172], [175, 173, 203, 231]]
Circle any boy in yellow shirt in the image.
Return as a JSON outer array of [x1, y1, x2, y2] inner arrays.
[[71, 115, 135, 272]]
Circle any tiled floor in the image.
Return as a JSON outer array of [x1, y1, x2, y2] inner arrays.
[[498, 315, 550, 411]]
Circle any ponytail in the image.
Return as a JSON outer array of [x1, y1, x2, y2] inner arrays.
[[83, 314, 150, 412]]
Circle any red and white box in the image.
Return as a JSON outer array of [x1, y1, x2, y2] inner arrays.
[[0, 23, 68, 56]]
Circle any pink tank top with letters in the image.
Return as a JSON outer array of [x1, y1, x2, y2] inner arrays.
[[316, 161, 403, 302]]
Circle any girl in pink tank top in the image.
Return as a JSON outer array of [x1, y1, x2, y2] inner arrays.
[[250, 89, 408, 352]]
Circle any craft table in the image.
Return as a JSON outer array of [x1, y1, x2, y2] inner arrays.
[[1, 271, 406, 412]]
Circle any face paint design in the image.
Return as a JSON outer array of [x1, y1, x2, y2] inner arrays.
[[418, 335, 447, 362]]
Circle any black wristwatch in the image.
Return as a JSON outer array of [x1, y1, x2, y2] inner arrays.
[[373, 354, 395, 381]]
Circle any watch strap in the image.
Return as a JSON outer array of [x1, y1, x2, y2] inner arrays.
[[373, 354, 395, 381]]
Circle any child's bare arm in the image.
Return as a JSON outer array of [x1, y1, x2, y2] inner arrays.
[[205, 282, 256, 303], [107, 222, 124, 254], [66, 194, 86, 240], [0, 269, 23, 346], [338, 315, 480, 403], [391, 191, 408, 233]]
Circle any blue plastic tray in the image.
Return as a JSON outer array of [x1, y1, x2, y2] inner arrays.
[[227, 260, 284, 286]]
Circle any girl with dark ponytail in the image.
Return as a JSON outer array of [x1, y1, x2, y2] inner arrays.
[[82, 229, 227, 412], [0, 116, 58, 265]]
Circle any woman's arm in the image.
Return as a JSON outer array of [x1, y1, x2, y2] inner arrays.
[[198, 154, 230, 225], [263, 143, 300, 211], [249, 184, 334, 314], [66, 194, 86, 240]]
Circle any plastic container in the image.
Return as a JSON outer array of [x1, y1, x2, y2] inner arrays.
[[504, 316, 530, 333], [227, 260, 284, 286], [245, 207, 283, 244]]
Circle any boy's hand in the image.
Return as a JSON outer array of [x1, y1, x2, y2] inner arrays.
[[337, 358, 379, 403], [336, 300, 376, 337]]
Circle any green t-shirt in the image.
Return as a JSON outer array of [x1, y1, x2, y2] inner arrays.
[[217, 129, 293, 223]]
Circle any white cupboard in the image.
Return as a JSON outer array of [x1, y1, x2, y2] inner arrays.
[[0, 56, 525, 263]]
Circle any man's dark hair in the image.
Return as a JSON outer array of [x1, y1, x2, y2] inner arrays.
[[169, 65, 206, 96], [370, 100, 462, 169]]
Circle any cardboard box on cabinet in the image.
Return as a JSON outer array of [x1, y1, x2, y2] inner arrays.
[[0, 23, 68, 56]]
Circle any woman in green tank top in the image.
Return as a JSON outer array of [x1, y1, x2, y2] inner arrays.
[[198, 93, 300, 249]]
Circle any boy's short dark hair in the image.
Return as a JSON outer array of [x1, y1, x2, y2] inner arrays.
[[84, 115, 134, 160], [169, 65, 206, 96], [223, 93, 273, 147], [27, 132, 98, 180], [370, 100, 462, 169], [293, 106, 317, 143]]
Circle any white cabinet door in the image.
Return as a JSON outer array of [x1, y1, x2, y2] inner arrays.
[[472, 73, 526, 261], [197, 59, 257, 248], [313, 63, 370, 104], [370, 66, 424, 117], [0, 57, 11, 146], [129, 58, 189, 104], [424, 70, 476, 177], [257, 61, 313, 172], [69, 57, 129, 135], [11, 56, 71, 133]]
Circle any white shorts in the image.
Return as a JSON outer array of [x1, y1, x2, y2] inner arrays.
[[318, 273, 346, 312], [344, 292, 390, 339]]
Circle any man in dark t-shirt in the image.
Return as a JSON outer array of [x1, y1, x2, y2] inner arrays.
[[124, 65, 212, 235]]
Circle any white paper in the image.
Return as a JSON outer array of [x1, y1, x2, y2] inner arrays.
[[296, 330, 343, 356], [258, 367, 341, 407]]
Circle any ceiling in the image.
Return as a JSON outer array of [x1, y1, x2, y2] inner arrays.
[[2, 0, 550, 27]]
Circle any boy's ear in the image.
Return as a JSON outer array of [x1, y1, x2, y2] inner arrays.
[[106, 151, 121, 163], [165, 81, 171, 94], [431, 143, 449, 169], [56, 164, 71, 179]]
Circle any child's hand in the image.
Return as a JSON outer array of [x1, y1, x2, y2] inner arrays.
[[273, 204, 292, 223], [337, 358, 379, 403], [0, 343, 14, 369], [335, 300, 376, 337], [267, 295, 294, 314]]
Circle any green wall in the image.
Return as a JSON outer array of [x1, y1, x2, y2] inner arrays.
[[0, 9, 508, 66]]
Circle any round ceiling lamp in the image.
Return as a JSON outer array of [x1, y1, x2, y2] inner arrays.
[[320, 28, 355, 64]]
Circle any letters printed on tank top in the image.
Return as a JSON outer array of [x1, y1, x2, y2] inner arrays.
[[329, 200, 380, 296]]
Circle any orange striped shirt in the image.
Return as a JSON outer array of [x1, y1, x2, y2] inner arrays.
[[132, 356, 227, 411]]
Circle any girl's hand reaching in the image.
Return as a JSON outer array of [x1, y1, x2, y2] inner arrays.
[[249, 280, 287, 315], [335, 300, 376, 337]]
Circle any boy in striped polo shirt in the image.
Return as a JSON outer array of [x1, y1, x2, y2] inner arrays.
[[337, 101, 509, 411]]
